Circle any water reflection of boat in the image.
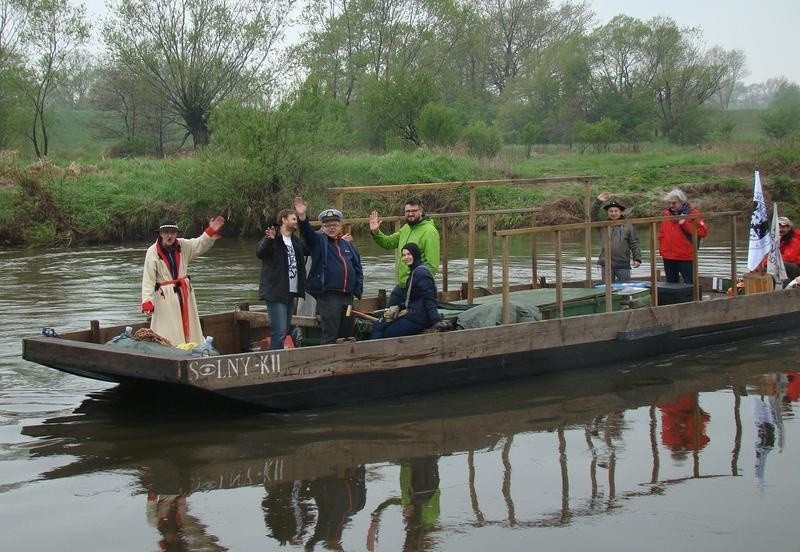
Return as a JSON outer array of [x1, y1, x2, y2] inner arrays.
[[21, 338, 790, 492], [19, 336, 798, 547]]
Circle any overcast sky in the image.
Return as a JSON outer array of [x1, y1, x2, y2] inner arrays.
[[81, 0, 798, 85], [590, 0, 799, 85]]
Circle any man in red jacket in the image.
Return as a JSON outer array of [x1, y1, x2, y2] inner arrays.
[[658, 189, 708, 284]]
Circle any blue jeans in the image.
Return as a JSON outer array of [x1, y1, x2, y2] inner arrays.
[[371, 316, 427, 339], [266, 300, 292, 350]]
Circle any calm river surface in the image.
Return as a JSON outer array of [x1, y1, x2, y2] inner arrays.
[[2, 233, 799, 551]]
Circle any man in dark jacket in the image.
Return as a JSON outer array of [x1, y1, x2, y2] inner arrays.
[[295, 197, 364, 345], [592, 192, 642, 283], [256, 209, 306, 350]]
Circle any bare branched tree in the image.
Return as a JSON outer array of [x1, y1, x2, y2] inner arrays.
[[0, 0, 27, 71], [479, 0, 591, 93], [103, 0, 295, 148], [20, 0, 90, 157]]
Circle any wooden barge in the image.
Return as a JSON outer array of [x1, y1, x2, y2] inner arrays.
[[21, 283, 800, 411], [21, 178, 794, 411]]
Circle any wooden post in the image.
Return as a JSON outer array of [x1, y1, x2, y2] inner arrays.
[[584, 179, 593, 287], [467, 187, 477, 303], [555, 230, 564, 318], [487, 214, 495, 289], [603, 223, 613, 312], [531, 211, 538, 286], [502, 236, 510, 324], [730, 214, 738, 289], [90, 320, 101, 344], [441, 218, 449, 293], [692, 224, 700, 300], [236, 303, 251, 353], [650, 221, 659, 306]]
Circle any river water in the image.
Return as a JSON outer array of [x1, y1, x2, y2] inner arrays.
[[1, 234, 799, 551]]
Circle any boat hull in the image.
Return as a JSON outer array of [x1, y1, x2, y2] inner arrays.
[[23, 287, 800, 411]]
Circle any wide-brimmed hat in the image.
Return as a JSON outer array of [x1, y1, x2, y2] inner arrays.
[[157, 219, 180, 233], [318, 208, 343, 223], [603, 200, 626, 211]]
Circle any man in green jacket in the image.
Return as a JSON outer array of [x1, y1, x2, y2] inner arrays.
[[369, 196, 440, 306]]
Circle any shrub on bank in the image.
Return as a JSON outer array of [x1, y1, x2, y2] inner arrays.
[[0, 144, 791, 247]]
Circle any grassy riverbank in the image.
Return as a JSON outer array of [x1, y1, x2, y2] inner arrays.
[[1, 140, 797, 247]]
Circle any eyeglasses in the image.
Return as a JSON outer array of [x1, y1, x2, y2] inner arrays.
[[322, 222, 340, 229]]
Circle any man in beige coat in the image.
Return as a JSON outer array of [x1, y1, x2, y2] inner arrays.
[[141, 217, 225, 345]]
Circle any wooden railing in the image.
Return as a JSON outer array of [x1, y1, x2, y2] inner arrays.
[[327, 176, 599, 300], [496, 211, 742, 323]]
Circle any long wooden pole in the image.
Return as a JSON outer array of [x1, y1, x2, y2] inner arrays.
[[584, 179, 592, 287], [603, 224, 613, 311], [692, 224, 700, 301], [531, 211, 538, 286], [441, 219, 449, 293], [650, 221, 659, 306], [468, 187, 477, 303], [730, 214, 738, 288], [556, 230, 564, 318], [487, 215, 495, 289], [502, 236, 510, 324]]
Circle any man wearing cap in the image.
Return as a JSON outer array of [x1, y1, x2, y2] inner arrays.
[[592, 192, 642, 282], [369, 197, 440, 307], [295, 197, 364, 345], [777, 216, 800, 279], [141, 216, 225, 345], [257, 208, 307, 350]]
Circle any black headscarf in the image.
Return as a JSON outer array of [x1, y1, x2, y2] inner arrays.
[[403, 242, 422, 269]]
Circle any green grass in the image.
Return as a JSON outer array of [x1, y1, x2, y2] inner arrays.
[[2, 106, 797, 246]]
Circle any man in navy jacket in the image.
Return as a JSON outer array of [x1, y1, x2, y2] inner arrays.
[[295, 197, 364, 345]]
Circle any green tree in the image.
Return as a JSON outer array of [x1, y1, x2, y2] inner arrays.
[[0, 0, 28, 147], [521, 122, 540, 157], [478, 0, 591, 93], [0, 0, 26, 71], [104, 0, 294, 148], [760, 82, 800, 140], [573, 116, 620, 152], [588, 15, 654, 145], [502, 34, 591, 144], [211, 77, 352, 203], [90, 59, 179, 156], [418, 102, 458, 148], [708, 47, 747, 110], [19, 0, 89, 157], [356, 68, 437, 149], [641, 17, 730, 143], [460, 120, 501, 157], [296, 0, 458, 104]]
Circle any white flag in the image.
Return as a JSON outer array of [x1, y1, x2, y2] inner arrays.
[[747, 171, 770, 271], [766, 202, 787, 285]]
